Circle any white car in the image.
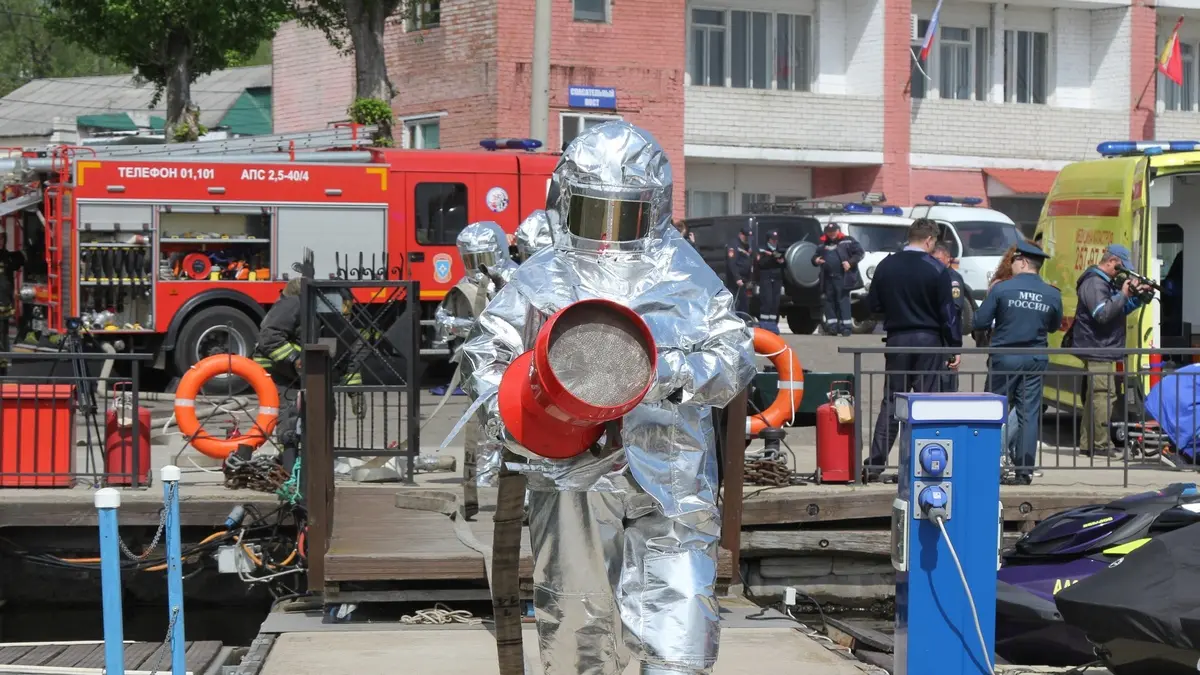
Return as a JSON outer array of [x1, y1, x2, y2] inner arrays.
[[905, 197, 1027, 302]]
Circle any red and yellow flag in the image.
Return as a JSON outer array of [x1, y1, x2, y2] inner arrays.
[[1160, 17, 1186, 86]]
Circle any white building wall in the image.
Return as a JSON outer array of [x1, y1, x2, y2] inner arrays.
[[1053, 8, 1093, 109], [687, 163, 814, 210], [1090, 8, 1129, 111], [684, 88, 883, 152], [843, 0, 883, 96], [814, 0, 847, 95]]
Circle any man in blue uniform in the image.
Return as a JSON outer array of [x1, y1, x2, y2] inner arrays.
[[757, 230, 785, 334], [727, 225, 754, 316], [974, 240, 1062, 485], [812, 223, 865, 336], [864, 219, 961, 482], [932, 242, 967, 392]]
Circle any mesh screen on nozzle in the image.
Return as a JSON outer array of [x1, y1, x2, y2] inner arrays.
[[546, 304, 653, 408]]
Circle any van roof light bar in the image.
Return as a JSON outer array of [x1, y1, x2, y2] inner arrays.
[[925, 195, 983, 206], [1097, 140, 1200, 157], [480, 138, 543, 151], [843, 203, 904, 216]]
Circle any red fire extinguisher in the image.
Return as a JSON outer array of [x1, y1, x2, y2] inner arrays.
[[105, 382, 152, 486], [815, 381, 855, 484]]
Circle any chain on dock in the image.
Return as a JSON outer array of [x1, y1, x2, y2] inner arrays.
[[744, 457, 794, 487], [118, 483, 172, 561]]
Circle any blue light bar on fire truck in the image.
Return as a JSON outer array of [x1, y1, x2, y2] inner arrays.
[[1096, 140, 1200, 157], [479, 138, 544, 151], [925, 195, 983, 206], [843, 203, 904, 216]]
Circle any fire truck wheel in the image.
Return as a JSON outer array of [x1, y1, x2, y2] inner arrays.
[[173, 305, 260, 395]]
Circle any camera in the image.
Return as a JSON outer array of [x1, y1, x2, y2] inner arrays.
[[64, 316, 83, 332]]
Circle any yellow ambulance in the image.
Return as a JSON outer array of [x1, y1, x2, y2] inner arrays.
[[1034, 140, 1191, 417]]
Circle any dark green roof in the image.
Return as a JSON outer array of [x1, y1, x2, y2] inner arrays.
[[76, 113, 139, 131], [218, 87, 271, 136]]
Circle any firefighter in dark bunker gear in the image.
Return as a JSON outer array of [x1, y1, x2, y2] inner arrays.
[[812, 223, 864, 336], [253, 278, 364, 464], [726, 225, 754, 315], [756, 230, 785, 334]]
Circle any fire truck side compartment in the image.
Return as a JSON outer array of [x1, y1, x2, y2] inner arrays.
[[275, 206, 388, 280]]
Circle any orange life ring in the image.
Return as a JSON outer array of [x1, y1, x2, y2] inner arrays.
[[174, 355, 281, 459], [748, 328, 804, 437]]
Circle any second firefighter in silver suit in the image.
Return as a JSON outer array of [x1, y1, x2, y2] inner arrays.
[[432, 220, 517, 487], [460, 122, 755, 675]]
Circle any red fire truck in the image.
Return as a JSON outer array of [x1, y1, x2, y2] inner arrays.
[[0, 127, 558, 379]]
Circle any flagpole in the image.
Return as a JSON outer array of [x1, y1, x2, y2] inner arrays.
[[1138, 16, 1185, 110]]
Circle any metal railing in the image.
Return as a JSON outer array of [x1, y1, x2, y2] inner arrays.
[[840, 345, 1200, 487], [0, 351, 154, 488]]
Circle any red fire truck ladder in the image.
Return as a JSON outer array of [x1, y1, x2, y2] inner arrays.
[[9, 126, 378, 329]]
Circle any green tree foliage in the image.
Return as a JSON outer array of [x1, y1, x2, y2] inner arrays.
[[42, 0, 291, 141], [0, 0, 126, 97], [291, 0, 436, 143]]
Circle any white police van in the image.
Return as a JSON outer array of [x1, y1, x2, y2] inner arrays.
[[904, 195, 1026, 303]]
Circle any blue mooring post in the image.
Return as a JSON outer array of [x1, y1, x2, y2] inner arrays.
[[95, 487, 126, 675], [890, 393, 1006, 675], [162, 465, 187, 675]]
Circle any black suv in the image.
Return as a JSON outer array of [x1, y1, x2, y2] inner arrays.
[[683, 214, 824, 334]]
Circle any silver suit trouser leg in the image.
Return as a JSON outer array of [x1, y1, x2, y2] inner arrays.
[[528, 490, 629, 675], [527, 488, 722, 675]]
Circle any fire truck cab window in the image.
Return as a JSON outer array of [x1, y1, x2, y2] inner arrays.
[[415, 182, 469, 245]]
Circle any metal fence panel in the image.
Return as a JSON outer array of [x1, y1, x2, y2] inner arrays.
[[300, 279, 421, 480], [840, 346, 1200, 488]]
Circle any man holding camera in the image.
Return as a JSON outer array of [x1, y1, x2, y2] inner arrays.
[[1069, 244, 1151, 459]]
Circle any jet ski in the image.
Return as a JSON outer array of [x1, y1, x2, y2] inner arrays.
[[995, 483, 1200, 666], [1056, 522, 1200, 675]]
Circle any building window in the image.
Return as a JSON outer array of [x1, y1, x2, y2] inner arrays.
[[974, 26, 990, 101], [913, 20, 988, 101], [573, 0, 607, 22], [406, 1, 440, 31], [687, 191, 729, 218], [689, 9, 812, 91], [731, 10, 770, 89], [405, 118, 440, 149], [1004, 29, 1049, 104], [1160, 41, 1197, 112], [939, 27, 972, 100], [691, 9, 726, 87], [741, 193, 772, 214], [775, 13, 812, 92], [414, 182, 468, 245], [560, 112, 621, 151]]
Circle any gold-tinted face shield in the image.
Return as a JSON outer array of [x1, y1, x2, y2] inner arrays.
[[566, 194, 652, 243], [461, 250, 499, 275]]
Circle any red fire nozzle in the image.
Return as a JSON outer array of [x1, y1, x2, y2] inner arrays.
[[497, 299, 657, 459]]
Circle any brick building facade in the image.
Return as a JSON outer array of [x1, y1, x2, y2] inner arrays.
[[273, 0, 1200, 228]]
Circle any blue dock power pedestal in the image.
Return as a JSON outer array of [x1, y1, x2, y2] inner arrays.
[[890, 392, 1007, 675]]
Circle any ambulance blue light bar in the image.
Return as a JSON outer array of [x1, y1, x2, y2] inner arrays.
[[1096, 140, 1200, 157], [479, 138, 543, 151], [843, 203, 903, 216], [925, 195, 983, 206]]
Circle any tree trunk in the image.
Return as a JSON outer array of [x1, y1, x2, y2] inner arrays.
[[165, 34, 198, 143], [344, 0, 396, 141]]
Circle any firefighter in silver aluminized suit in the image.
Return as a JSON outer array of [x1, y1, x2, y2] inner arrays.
[[514, 208, 556, 262], [460, 121, 756, 675], [432, 220, 518, 486]]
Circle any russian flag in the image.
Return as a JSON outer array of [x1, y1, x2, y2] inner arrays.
[[918, 0, 945, 63]]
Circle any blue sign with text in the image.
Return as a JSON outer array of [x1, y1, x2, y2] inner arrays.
[[568, 86, 617, 110]]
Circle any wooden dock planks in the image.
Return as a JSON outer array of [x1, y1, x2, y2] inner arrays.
[[324, 485, 733, 586], [0, 641, 224, 671]]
